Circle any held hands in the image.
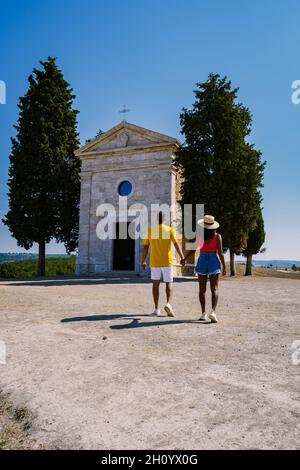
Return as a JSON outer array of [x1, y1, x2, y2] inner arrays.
[[180, 257, 186, 267], [141, 261, 147, 271]]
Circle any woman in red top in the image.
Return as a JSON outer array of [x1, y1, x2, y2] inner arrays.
[[194, 215, 226, 323]]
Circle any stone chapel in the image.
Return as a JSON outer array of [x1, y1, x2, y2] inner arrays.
[[75, 121, 185, 276]]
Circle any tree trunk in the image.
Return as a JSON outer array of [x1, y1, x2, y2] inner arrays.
[[230, 248, 236, 276], [245, 253, 253, 276], [38, 240, 46, 276]]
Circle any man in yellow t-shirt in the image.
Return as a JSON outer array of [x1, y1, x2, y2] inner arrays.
[[141, 212, 185, 317]]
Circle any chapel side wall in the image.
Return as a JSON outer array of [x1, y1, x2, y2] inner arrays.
[[75, 169, 92, 275]]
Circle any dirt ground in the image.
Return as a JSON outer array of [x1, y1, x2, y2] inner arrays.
[[0, 391, 35, 450], [0, 274, 299, 450]]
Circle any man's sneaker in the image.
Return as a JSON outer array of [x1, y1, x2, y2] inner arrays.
[[199, 313, 207, 321], [151, 309, 161, 316], [209, 311, 218, 323], [164, 304, 175, 317]]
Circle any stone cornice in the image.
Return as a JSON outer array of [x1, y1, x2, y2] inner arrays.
[[78, 142, 179, 160], [79, 162, 173, 176]]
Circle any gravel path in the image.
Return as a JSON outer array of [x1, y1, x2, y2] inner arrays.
[[0, 275, 299, 449]]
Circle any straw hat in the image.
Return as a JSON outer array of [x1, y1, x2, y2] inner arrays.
[[198, 214, 220, 229]]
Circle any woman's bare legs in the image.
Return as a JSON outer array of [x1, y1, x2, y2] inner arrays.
[[198, 275, 207, 313], [209, 274, 219, 311]]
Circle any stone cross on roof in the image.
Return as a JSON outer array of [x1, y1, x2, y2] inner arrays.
[[119, 104, 130, 122]]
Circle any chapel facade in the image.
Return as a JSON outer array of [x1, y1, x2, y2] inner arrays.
[[75, 121, 188, 276]]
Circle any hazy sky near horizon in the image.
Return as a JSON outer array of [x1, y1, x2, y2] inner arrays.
[[0, 0, 299, 260]]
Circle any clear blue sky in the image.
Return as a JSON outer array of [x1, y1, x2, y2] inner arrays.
[[0, 0, 299, 259]]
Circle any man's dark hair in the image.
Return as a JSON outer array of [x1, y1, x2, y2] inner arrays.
[[158, 212, 163, 224]]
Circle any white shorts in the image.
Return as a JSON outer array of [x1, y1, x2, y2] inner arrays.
[[150, 267, 173, 283]]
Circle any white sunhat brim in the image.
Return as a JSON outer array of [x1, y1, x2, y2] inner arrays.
[[197, 219, 220, 229]]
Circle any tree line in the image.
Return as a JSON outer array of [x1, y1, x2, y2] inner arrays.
[[3, 59, 265, 276]]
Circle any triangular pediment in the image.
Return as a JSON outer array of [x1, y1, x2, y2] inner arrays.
[[76, 121, 180, 158]]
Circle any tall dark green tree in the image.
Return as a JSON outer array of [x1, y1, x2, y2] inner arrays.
[[243, 205, 265, 276], [175, 74, 265, 275], [2, 57, 80, 276]]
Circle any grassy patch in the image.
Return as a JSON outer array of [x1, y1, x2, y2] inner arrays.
[[0, 256, 76, 279], [232, 263, 300, 280]]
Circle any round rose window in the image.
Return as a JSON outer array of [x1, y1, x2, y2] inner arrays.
[[118, 180, 133, 197]]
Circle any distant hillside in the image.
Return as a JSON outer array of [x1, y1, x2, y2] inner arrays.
[[252, 260, 300, 267], [0, 253, 71, 264]]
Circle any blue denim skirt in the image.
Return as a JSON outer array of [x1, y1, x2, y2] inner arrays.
[[195, 252, 221, 276]]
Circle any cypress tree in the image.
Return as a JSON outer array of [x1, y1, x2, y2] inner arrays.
[[2, 57, 80, 275], [175, 74, 265, 275]]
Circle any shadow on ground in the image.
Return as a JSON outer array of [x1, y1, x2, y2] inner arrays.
[[61, 313, 151, 322], [61, 312, 211, 329], [109, 318, 205, 329]]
